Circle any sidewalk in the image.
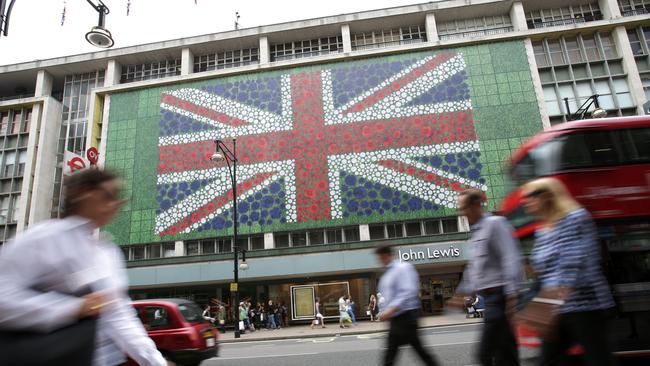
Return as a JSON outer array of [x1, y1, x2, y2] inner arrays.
[[218, 313, 482, 343]]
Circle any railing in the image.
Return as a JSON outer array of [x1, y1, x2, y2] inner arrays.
[[528, 16, 602, 29], [351, 37, 425, 51], [271, 49, 343, 62], [121, 69, 181, 84], [622, 8, 649, 17], [194, 59, 259, 73], [438, 26, 514, 41], [0, 93, 35, 102]]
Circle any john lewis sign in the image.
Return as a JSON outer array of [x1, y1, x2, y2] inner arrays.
[[398, 243, 464, 263]]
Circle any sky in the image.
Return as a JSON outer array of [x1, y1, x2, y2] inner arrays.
[[0, 0, 430, 66]]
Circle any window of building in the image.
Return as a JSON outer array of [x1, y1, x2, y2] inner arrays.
[[163, 243, 176, 257], [534, 42, 549, 67], [405, 221, 423, 236], [350, 25, 426, 50], [526, 3, 602, 29], [270, 36, 342, 62], [582, 35, 601, 61], [386, 223, 404, 238], [369, 224, 385, 240], [121, 59, 181, 83], [201, 239, 215, 254], [309, 230, 325, 245], [326, 229, 343, 244], [343, 227, 360, 242], [22, 110, 31, 133], [441, 218, 459, 233], [564, 37, 583, 63], [600, 33, 617, 59], [17, 150, 27, 177], [3, 151, 15, 178], [149, 244, 162, 259], [0, 197, 9, 224], [217, 238, 232, 253], [0, 112, 8, 135], [547, 39, 566, 65], [186, 240, 200, 256], [194, 48, 259, 72], [424, 220, 441, 235], [132, 246, 146, 260], [10, 112, 20, 135], [291, 232, 307, 247], [628, 28, 645, 55], [438, 16, 513, 40], [618, 0, 650, 16], [250, 235, 264, 250], [236, 237, 249, 251], [274, 233, 290, 248]]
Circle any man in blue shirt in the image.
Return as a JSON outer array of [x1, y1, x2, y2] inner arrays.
[[376, 245, 439, 366], [452, 188, 522, 366]]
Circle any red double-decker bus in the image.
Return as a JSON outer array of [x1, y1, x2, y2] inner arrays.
[[500, 116, 650, 361]]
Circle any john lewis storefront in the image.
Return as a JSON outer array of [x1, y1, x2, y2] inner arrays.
[[127, 236, 470, 321]]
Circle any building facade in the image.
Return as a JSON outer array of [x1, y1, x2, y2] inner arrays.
[[0, 0, 648, 320]]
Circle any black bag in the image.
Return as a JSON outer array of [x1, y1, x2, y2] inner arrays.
[[0, 317, 97, 366], [0, 286, 97, 366]]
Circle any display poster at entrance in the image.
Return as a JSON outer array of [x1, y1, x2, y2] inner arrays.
[[291, 286, 315, 319]]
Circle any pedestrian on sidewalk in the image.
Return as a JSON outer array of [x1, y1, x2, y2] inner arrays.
[[368, 294, 378, 322], [449, 188, 522, 366], [0, 169, 172, 366], [266, 300, 277, 330], [280, 301, 289, 328], [375, 245, 439, 366], [522, 178, 615, 366], [377, 292, 385, 314], [217, 304, 226, 334], [202, 304, 215, 325], [346, 296, 357, 326], [338, 295, 349, 329], [311, 297, 326, 329]]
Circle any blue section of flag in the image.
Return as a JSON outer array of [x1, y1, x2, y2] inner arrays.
[[200, 76, 283, 113], [339, 173, 440, 218], [332, 58, 419, 108], [407, 70, 470, 106], [413, 151, 485, 184], [159, 110, 217, 137]]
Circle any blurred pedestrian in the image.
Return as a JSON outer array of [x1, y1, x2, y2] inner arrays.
[[202, 304, 215, 324], [451, 188, 522, 366], [338, 295, 350, 328], [0, 169, 172, 366], [522, 178, 615, 366], [368, 294, 378, 321], [377, 291, 385, 313], [311, 297, 326, 329], [375, 245, 439, 366], [217, 304, 226, 333], [346, 296, 357, 326], [266, 300, 277, 330]]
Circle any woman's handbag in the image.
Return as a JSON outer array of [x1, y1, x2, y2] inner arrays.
[[514, 288, 566, 341]]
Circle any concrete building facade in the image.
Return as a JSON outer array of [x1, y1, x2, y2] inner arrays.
[[0, 0, 649, 320]]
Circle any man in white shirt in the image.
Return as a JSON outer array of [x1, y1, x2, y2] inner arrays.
[[338, 295, 349, 328], [0, 169, 171, 366]]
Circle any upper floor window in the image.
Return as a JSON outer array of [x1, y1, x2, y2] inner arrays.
[[121, 59, 181, 83], [618, 0, 650, 16], [533, 32, 617, 67], [526, 4, 602, 29], [368, 217, 463, 240], [438, 16, 512, 40], [351, 25, 426, 51], [270, 36, 343, 62], [194, 48, 259, 72]]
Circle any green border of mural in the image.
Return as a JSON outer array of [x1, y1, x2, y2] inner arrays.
[[104, 40, 542, 245]]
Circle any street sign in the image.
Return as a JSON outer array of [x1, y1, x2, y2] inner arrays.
[[63, 151, 89, 176], [230, 283, 238, 292]]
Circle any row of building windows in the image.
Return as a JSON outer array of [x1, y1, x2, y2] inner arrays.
[[533, 33, 617, 68], [120, 59, 181, 83], [270, 36, 343, 62], [350, 26, 426, 50], [121, 217, 464, 261], [0, 109, 31, 136], [438, 16, 513, 40], [194, 48, 259, 72], [618, 0, 650, 16], [526, 3, 603, 29], [628, 27, 650, 56], [0, 194, 21, 225]]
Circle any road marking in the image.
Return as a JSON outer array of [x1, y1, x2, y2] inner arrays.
[[356, 332, 388, 339], [211, 352, 318, 360], [297, 337, 336, 343], [379, 340, 480, 350]]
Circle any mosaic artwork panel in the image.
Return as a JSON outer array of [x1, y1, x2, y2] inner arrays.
[[104, 41, 544, 244]]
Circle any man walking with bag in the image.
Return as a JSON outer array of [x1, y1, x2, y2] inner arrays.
[[375, 245, 439, 366], [451, 188, 523, 366]]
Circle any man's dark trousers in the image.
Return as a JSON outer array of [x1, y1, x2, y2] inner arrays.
[[383, 309, 439, 366], [479, 287, 520, 366]]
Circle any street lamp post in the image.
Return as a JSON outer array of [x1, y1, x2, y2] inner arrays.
[[212, 138, 242, 339]]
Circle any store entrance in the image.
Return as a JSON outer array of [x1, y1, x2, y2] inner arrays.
[[420, 275, 461, 314]]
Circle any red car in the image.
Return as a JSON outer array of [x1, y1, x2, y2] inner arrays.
[[125, 299, 218, 366]]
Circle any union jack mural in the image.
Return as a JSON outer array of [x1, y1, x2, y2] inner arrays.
[[155, 51, 487, 236]]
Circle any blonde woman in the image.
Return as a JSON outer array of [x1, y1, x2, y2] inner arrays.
[[522, 177, 614, 366]]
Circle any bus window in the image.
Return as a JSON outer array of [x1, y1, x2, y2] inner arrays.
[[560, 131, 618, 169], [510, 139, 562, 185], [620, 128, 650, 163]]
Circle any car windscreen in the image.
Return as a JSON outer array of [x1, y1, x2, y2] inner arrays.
[[177, 302, 205, 323]]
